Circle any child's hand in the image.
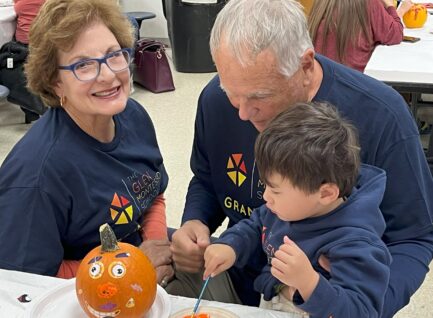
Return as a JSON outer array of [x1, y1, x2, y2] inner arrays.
[[203, 244, 236, 279], [271, 236, 319, 301], [397, 0, 414, 18]]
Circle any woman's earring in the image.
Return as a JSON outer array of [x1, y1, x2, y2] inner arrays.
[[60, 95, 66, 107]]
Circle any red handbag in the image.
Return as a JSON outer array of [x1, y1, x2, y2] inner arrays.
[[133, 39, 175, 93]]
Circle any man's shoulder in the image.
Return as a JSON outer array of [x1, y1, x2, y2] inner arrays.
[[317, 54, 401, 105]]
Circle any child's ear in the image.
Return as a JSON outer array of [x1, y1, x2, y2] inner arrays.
[[318, 183, 340, 205]]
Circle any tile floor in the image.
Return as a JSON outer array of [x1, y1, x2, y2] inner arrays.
[[0, 64, 432, 317]]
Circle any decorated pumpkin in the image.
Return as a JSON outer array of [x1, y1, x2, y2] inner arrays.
[[403, 4, 428, 29], [76, 223, 157, 318]]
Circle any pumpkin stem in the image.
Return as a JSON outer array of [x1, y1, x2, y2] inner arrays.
[[99, 223, 120, 253]]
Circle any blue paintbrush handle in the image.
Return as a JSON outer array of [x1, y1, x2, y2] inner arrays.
[[192, 276, 211, 315]]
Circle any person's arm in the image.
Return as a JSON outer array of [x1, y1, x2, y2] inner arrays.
[[0, 187, 65, 276], [370, 128, 433, 316], [171, 84, 226, 273], [182, 99, 226, 232], [382, 233, 433, 318], [371, 0, 404, 45], [396, 0, 414, 19], [138, 193, 174, 284], [215, 207, 265, 267], [293, 240, 391, 317], [140, 193, 167, 240], [56, 260, 81, 279]]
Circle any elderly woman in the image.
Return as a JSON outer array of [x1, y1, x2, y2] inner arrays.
[[0, 0, 173, 286]]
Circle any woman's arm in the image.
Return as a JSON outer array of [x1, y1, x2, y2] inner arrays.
[[140, 193, 167, 240], [56, 260, 81, 279]]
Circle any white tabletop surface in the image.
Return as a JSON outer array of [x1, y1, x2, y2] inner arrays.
[[0, 268, 296, 318], [364, 10, 433, 85]]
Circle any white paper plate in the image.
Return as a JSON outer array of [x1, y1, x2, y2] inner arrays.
[[170, 306, 239, 318], [24, 279, 171, 318]]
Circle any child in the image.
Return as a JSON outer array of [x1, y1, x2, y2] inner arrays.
[[309, 0, 413, 72], [204, 102, 391, 317]]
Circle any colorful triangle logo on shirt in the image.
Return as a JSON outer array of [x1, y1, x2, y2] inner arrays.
[[110, 193, 133, 225], [226, 153, 247, 187]]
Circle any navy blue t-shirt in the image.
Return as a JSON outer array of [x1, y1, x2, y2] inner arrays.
[[0, 98, 168, 275]]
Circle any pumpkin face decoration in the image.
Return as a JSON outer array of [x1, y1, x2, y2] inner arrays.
[[403, 4, 428, 29], [76, 224, 157, 318]]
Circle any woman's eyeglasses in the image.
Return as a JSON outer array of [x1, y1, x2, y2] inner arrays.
[[58, 48, 133, 82]]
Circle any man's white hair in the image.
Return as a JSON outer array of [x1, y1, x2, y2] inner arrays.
[[210, 0, 313, 78]]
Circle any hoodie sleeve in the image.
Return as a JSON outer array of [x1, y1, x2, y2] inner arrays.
[[215, 208, 265, 267], [254, 264, 281, 301], [294, 239, 391, 318]]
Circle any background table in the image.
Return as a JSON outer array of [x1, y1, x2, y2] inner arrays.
[[0, 269, 296, 318], [364, 8, 433, 159], [365, 9, 433, 91]]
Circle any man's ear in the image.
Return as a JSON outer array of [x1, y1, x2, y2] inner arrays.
[[300, 48, 315, 85], [318, 183, 340, 205]]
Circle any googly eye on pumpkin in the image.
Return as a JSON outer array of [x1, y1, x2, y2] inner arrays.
[[109, 261, 126, 278], [89, 262, 104, 279]]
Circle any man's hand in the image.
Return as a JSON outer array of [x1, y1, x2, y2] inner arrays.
[[170, 220, 210, 273], [271, 236, 319, 302], [203, 244, 236, 279]]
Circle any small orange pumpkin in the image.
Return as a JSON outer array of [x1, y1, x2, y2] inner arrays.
[[403, 4, 428, 29], [76, 223, 157, 318]]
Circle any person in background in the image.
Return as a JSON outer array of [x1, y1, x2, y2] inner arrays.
[[0, 0, 46, 123], [167, 0, 433, 317], [309, 0, 413, 72], [0, 0, 173, 287], [14, 0, 45, 45], [204, 102, 391, 317]]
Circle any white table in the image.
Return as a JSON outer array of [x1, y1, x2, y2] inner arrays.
[[0, 5, 16, 47], [365, 7, 433, 156], [365, 10, 433, 91], [0, 269, 294, 318]]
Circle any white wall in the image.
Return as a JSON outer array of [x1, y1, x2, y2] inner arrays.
[[120, 0, 168, 38]]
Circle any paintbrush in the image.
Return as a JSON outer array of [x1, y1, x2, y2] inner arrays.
[[190, 276, 211, 318]]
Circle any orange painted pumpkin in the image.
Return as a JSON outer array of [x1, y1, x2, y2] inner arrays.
[[76, 223, 157, 318], [403, 4, 428, 29]]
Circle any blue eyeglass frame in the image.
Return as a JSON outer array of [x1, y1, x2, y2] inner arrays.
[[58, 48, 133, 81]]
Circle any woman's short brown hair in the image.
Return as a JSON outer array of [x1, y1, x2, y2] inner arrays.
[[25, 0, 134, 107], [255, 102, 361, 197]]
